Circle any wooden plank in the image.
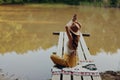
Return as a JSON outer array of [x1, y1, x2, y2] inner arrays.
[[80, 33, 91, 60], [51, 68, 61, 80], [82, 33, 90, 37], [92, 75, 102, 80], [53, 32, 60, 35], [53, 32, 90, 37], [57, 32, 64, 57], [82, 73, 92, 79], [62, 32, 71, 80], [77, 42, 86, 61], [73, 70, 82, 80], [52, 75, 60, 80], [80, 33, 101, 80], [63, 74, 71, 80], [51, 32, 64, 80], [73, 76, 82, 80], [83, 76, 92, 80], [79, 33, 96, 80], [73, 39, 85, 80], [63, 32, 68, 55], [73, 33, 93, 80]]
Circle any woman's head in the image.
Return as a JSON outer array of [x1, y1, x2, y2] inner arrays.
[[69, 22, 81, 36], [69, 22, 81, 50]]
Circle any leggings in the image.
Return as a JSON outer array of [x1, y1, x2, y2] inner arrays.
[[50, 53, 79, 68]]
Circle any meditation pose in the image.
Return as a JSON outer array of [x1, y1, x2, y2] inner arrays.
[[50, 14, 81, 68]]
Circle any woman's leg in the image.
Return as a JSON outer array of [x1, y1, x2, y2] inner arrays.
[[50, 54, 68, 67], [63, 53, 79, 68]]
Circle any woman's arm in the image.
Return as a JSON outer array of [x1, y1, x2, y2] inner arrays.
[[65, 26, 73, 41], [65, 14, 77, 42], [72, 14, 77, 22]]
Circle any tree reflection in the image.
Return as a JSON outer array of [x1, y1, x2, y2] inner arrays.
[[0, 6, 119, 54]]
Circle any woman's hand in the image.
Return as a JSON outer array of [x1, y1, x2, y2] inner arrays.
[[72, 14, 77, 22], [65, 26, 68, 30], [66, 14, 77, 27]]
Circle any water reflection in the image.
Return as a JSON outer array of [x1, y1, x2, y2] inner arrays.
[[0, 46, 57, 80], [0, 46, 120, 80], [0, 6, 120, 54], [92, 49, 120, 72]]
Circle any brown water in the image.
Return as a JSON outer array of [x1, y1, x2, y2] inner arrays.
[[0, 5, 120, 54], [0, 5, 120, 80]]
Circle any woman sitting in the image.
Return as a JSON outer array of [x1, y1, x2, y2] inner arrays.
[[50, 14, 81, 68]]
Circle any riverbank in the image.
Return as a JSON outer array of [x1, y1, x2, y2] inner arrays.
[[100, 71, 120, 80], [0, 0, 120, 8], [0, 3, 103, 9]]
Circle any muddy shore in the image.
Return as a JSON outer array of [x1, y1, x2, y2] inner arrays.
[[100, 71, 120, 80]]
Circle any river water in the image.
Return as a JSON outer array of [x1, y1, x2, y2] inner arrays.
[[0, 5, 120, 80]]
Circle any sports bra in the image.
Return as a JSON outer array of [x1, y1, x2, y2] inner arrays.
[[66, 42, 76, 55]]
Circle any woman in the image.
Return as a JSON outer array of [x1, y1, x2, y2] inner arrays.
[[50, 14, 81, 68]]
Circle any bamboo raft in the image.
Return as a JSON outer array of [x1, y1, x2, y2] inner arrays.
[[51, 32, 102, 80]]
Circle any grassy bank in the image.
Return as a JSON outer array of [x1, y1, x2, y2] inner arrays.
[[0, 0, 120, 8], [25, 3, 71, 8]]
